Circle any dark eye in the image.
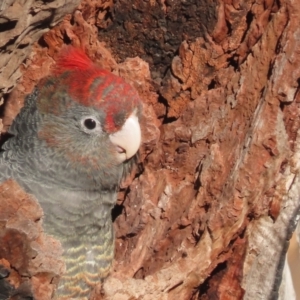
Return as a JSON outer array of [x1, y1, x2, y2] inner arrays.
[[84, 118, 96, 130]]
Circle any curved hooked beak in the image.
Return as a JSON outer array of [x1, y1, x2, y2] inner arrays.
[[109, 112, 141, 162]]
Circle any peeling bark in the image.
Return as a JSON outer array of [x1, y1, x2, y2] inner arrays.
[[0, 0, 80, 99], [1, 0, 300, 299], [0, 180, 64, 299]]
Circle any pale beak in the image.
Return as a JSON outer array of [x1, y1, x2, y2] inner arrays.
[[109, 112, 141, 161]]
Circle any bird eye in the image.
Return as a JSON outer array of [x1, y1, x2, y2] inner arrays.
[[84, 118, 96, 130], [81, 116, 102, 134]]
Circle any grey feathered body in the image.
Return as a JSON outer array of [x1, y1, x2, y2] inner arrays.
[[0, 90, 133, 298]]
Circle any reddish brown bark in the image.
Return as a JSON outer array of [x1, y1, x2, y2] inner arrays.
[[1, 0, 300, 299]]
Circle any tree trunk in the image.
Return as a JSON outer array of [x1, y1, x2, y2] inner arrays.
[[1, 0, 300, 299]]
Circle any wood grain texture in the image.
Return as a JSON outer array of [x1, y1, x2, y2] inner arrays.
[[1, 0, 300, 298]]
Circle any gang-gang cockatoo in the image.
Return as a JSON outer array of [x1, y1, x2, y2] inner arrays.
[[0, 48, 142, 299]]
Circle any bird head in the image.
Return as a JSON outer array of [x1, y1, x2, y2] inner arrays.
[[34, 48, 142, 188]]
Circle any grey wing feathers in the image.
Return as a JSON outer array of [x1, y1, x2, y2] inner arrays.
[[0, 89, 41, 186], [0, 164, 10, 183], [6, 89, 40, 137]]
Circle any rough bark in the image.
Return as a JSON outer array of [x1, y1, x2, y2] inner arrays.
[[0, 0, 80, 119], [0, 181, 64, 299], [1, 0, 300, 299]]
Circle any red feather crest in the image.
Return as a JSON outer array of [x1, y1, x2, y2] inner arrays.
[[54, 47, 93, 74]]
